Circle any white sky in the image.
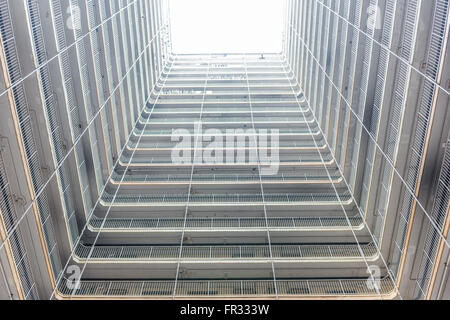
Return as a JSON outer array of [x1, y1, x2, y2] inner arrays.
[[169, 0, 285, 54]]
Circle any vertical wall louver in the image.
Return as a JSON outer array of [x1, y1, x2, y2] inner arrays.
[[0, 0, 62, 285], [286, 0, 450, 298], [98, 0, 125, 159], [69, 0, 105, 195], [416, 138, 450, 298], [26, 0, 80, 247], [348, 0, 373, 193], [360, 0, 396, 216], [414, 0, 450, 298], [373, 0, 419, 248], [86, 0, 114, 176], [0, 0, 170, 299], [392, 0, 448, 281], [0, 150, 38, 299], [49, 0, 93, 222]]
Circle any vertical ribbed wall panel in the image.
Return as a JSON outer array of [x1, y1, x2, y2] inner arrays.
[[69, 0, 106, 195], [360, 0, 396, 214], [323, 1, 340, 144], [0, 0, 170, 298], [414, 0, 449, 298], [371, 0, 420, 245], [416, 138, 450, 298], [85, 0, 114, 174], [285, 0, 449, 298], [27, 0, 80, 247], [50, 0, 94, 221], [347, 0, 368, 193], [0, 0, 62, 287], [391, 0, 435, 278], [112, 3, 131, 139], [0, 150, 38, 299]]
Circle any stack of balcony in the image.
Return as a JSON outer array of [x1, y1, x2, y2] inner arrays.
[[58, 54, 395, 299]]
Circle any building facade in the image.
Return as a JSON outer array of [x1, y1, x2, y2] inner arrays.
[[0, 0, 448, 300]]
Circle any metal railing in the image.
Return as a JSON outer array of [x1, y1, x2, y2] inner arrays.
[[57, 277, 395, 298], [89, 216, 363, 231], [112, 172, 339, 183], [100, 192, 352, 205], [74, 243, 377, 261]]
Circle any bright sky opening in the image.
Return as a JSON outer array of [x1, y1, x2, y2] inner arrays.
[[169, 0, 285, 54]]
